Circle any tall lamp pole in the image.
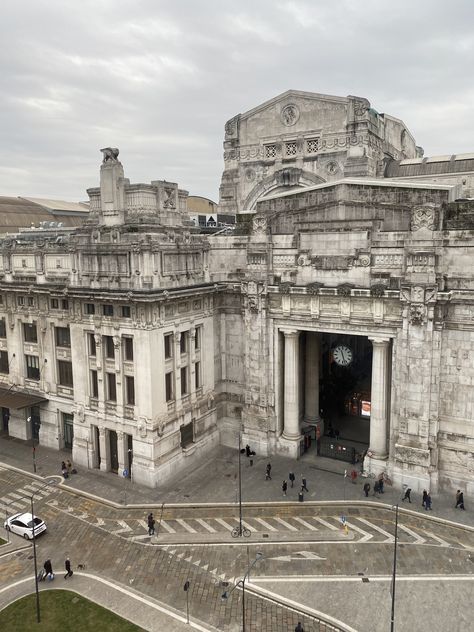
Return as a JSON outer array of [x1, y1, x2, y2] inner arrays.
[[238, 432, 243, 536], [221, 552, 263, 631], [31, 494, 40, 623], [390, 503, 399, 632]]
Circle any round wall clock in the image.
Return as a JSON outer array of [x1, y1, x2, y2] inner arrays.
[[333, 344, 353, 367]]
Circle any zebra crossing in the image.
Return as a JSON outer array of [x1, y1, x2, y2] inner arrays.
[[0, 480, 55, 517]]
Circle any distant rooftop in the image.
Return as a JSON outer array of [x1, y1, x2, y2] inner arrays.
[[0, 196, 89, 234], [387, 153, 474, 178]]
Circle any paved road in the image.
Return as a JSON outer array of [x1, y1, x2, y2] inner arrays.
[[2, 466, 474, 631]]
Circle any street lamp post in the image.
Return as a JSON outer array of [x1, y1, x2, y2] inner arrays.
[[237, 432, 243, 536], [390, 503, 399, 632], [221, 552, 263, 631], [31, 494, 40, 623]]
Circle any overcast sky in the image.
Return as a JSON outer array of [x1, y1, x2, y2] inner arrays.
[[1, 0, 473, 203]]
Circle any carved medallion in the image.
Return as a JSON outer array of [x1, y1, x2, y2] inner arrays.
[[326, 161, 339, 175], [411, 204, 437, 231], [281, 104, 300, 126], [252, 215, 267, 234], [409, 304, 425, 325]]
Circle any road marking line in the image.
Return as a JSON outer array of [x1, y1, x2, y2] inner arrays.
[[423, 530, 450, 547], [293, 517, 319, 531], [398, 523, 426, 544], [131, 534, 152, 541], [214, 518, 235, 531], [5, 493, 24, 500], [356, 517, 394, 542], [1, 500, 25, 510], [242, 519, 257, 532], [111, 520, 132, 534], [253, 574, 474, 583], [314, 517, 338, 531], [195, 518, 217, 533], [137, 519, 148, 531], [159, 520, 176, 533], [253, 517, 278, 531], [273, 517, 299, 532], [344, 521, 373, 542], [176, 519, 197, 533]]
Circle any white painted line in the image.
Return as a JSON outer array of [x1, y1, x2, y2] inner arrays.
[[5, 493, 24, 501], [111, 520, 132, 535], [132, 534, 153, 541], [158, 520, 176, 533], [253, 574, 474, 583], [398, 523, 426, 545], [137, 519, 148, 531], [242, 519, 258, 532], [314, 516, 338, 531], [356, 517, 394, 542], [273, 516, 299, 532], [253, 517, 278, 531], [2, 500, 25, 510], [293, 516, 319, 531], [214, 517, 235, 531], [195, 518, 217, 533], [176, 519, 197, 533], [423, 530, 450, 547], [344, 521, 373, 542]]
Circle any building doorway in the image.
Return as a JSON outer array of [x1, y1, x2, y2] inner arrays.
[[29, 406, 41, 441], [1, 407, 9, 435], [109, 430, 119, 473], [63, 413, 74, 450]]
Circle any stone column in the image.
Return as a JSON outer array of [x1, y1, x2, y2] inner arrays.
[[282, 329, 301, 440], [98, 427, 109, 472], [305, 332, 321, 425], [117, 431, 127, 476], [368, 337, 391, 459]]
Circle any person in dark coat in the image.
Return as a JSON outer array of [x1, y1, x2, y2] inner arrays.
[[245, 444, 251, 458], [402, 488, 412, 503], [289, 471, 295, 488], [64, 557, 73, 579], [373, 480, 380, 496], [295, 622, 305, 632], [455, 490, 465, 510], [422, 490, 428, 509], [61, 461, 68, 478], [44, 559, 54, 580], [282, 480, 287, 496], [147, 512, 155, 535], [265, 463, 272, 480], [425, 492, 432, 510], [363, 482, 371, 497], [301, 476, 308, 492]]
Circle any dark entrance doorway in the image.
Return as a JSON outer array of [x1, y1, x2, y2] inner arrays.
[[29, 406, 41, 440], [127, 434, 133, 479], [109, 430, 118, 473], [1, 407, 9, 435], [63, 413, 74, 450]]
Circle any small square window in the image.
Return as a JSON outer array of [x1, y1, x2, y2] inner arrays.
[[103, 304, 114, 317], [265, 144, 277, 159], [61, 299, 69, 310], [18, 297, 25, 306], [23, 322, 38, 343], [85, 303, 95, 315], [27, 297, 34, 307], [121, 305, 131, 318], [51, 298, 59, 309]]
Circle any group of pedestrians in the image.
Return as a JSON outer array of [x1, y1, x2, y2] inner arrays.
[[264, 463, 309, 498], [60, 459, 75, 479], [40, 558, 73, 581]]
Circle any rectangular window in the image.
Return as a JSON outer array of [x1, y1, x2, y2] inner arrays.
[[85, 303, 95, 315], [88, 333, 96, 357], [265, 144, 277, 159], [61, 299, 69, 310], [90, 370, 99, 398], [23, 322, 38, 343], [165, 371, 174, 402], [0, 351, 9, 374], [121, 305, 131, 318], [180, 367, 188, 396], [194, 326, 201, 350], [180, 421, 194, 448], [51, 298, 59, 309], [27, 297, 34, 307], [106, 373, 117, 401], [0, 318, 6, 338], [58, 360, 74, 387], [123, 337, 134, 362], [125, 375, 135, 405], [164, 334, 173, 359], [285, 141, 297, 156], [18, 296, 25, 306], [55, 326, 71, 348], [25, 354, 40, 380], [306, 138, 320, 153], [180, 331, 188, 355], [195, 361, 201, 389], [102, 304, 114, 317], [104, 336, 115, 359]]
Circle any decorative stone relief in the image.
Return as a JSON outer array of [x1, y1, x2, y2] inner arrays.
[[353, 100, 369, 117], [281, 104, 299, 126], [356, 254, 371, 267], [370, 284, 386, 297], [372, 254, 404, 268], [245, 168, 256, 182], [326, 161, 339, 175], [252, 215, 267, 235], [74, 404, 85, 423], [337, 284, 354, 297], [274, 254, 295, 267], [306, 282, 323, 294], [163, 188, 176, 209], [280, 282, 294, 294], [409, 304, 426, 325], [394, 444, 430, 466], [297, 253, 311, 266], [411, 286, 425, 303], [137, 417, 147, 438], [411, 204, 438, 231], [275, 168, 301, 187]]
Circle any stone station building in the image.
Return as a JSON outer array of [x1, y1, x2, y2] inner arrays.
[[1, 91, 474, 494]]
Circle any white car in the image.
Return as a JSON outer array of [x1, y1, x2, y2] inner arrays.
[[4, 512, 47, 540]]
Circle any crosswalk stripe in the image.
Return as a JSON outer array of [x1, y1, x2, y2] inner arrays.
[[215, 518, 236, 531], [273, 517, 299, 532], [345, 520, 373, 542], [195, 518, 217, 533], [398, 523, 426, 544], [5, 493, 24, 500], [423, 530, 450, 547], [176, 519, 197, 533], [314, 516, 339, 531], [159, 520, 176, 533], [242, 519, 258, 532], [253, 517, 278, 531], [137, 520, 148, 531], [293, 516, 319, 531], [1, 500, 25, 510], [356, 517, 394, 542]]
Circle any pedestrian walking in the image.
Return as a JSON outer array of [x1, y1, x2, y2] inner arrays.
[[301, 476, 308, 492], [422, 489, 428, 509], [44, 559, 54, 581], [377, 473, 385, 494], [61, 461, 68, 478], [66, 459, 73, 475], [315, 425, 321, 456], [265, 463, 272, 480], [350, 469, 358, 484], [64, 557, 73, 579], [455, 490, 465, 510], [295, 622, 305, 632], [289, 471, 295, 488], [147, 512, 155, 535], [402, 487, 412, 503], [425, 492, 432, 510], [282, 480, 287, 496], [373, 480, 380, 496], [363, 482, 370, 497]]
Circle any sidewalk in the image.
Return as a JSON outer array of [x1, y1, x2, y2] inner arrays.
[[0, 435, 472, 528]]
